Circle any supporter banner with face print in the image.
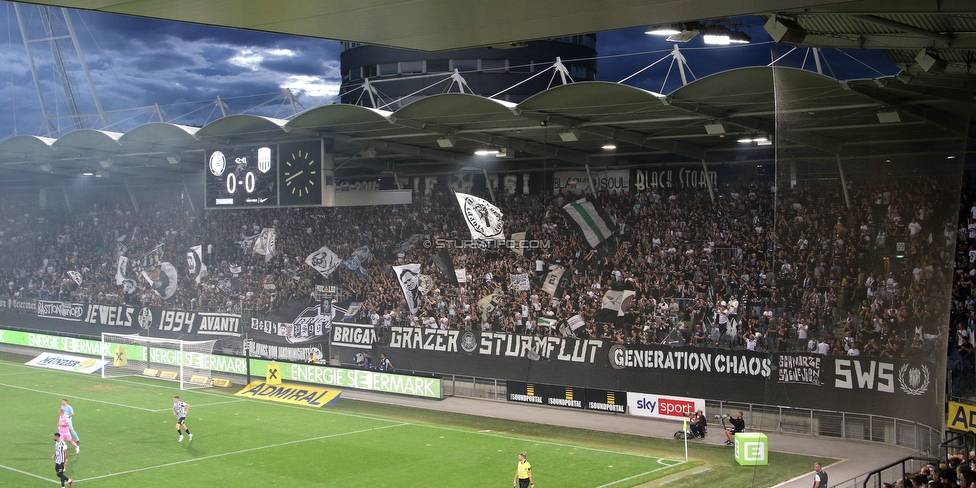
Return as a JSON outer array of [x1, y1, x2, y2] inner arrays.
[[305, 246, 342, 278], [393, 264, 422, 314]]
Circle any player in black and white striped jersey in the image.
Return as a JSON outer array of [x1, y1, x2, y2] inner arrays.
[[52, 432, 73, 488], [173, 396, 193, 442]]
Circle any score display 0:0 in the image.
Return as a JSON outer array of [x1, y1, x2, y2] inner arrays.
[[225, 170, 260, 194], [206, 146, 277, 208]]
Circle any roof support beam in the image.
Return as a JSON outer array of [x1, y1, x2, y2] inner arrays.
[[849, 15, 953, 45], [389, 114, 592, 165], [846, 83, 976, 138], [515, 110, 707, 161]]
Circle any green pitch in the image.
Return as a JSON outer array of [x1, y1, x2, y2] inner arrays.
[[0, 356, 824, 487]]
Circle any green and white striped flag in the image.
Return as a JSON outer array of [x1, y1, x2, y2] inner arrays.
[[537, 317, 557, 328], [562, 197, 614, 248]]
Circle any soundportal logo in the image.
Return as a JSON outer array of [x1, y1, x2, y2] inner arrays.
[[735, 439, 766, 462]]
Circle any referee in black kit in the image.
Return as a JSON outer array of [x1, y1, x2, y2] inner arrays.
[[52, 432, 73, 488]]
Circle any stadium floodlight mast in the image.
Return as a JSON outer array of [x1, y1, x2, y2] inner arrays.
[[101, 332, 217, 390]]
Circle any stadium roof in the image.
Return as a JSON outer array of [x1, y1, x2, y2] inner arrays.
[[0, 67, 971, 188]]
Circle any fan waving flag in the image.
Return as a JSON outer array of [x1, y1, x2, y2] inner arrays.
[[253, 228, 277, 262], [562, 197, 614, 248], [454, 192, 505, 241], [306, 246, 342, 278], [186, 245, 208, 284], [393, 264, 422, 314], [142, 262, 178, 300], [432, 248, 459, 285]]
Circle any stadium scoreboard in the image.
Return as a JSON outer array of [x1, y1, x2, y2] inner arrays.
[[205, 140, 324, 209]]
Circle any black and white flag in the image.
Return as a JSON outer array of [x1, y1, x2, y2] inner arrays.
[[541, 266, 569, 296], [306, 246, 342, 278], [115, 256, 129, 286], [454, 192, 505, 241], [392, 264, 422, 314], [142, 262, 178, 300], [130, 243, 164, 274], [253, 228, 277, 262], [186, 245, 208, 284], [66, 271, 83, 286]]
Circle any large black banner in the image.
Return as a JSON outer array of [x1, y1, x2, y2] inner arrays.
[[31, 300, 241, 336], [0, 302, 943, 430]]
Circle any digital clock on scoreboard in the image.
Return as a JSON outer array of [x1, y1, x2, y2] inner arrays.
[[205, 146, 278, 208]]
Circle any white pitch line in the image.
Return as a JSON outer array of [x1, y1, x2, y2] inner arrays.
[[75, 422, 408, 482], [146, 399, 247, 413], [0, 463, 54, 483], [595, 461, 689, 488], [0, 371, 43, 377], [0, 382, 157, 412]]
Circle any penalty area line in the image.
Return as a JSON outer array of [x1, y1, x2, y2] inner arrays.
[[595, 460, 689, 488], [75, 422, 409, 483], [0, 463, 54, 483], [0, 382, 156, 412]]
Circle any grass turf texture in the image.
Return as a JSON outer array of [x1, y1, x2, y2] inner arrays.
[[0, 354, 826, 487]]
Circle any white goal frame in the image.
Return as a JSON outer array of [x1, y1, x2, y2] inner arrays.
[[101, 332, 218, 390]]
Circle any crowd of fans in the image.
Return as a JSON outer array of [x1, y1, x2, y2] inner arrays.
[[0, 170, 960, 362]]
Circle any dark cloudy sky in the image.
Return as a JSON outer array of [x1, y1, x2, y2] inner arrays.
[[0, 2, 899, 140]]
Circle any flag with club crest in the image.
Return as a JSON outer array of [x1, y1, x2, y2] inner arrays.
[[454, 192, 505, 241], [306, 246, 342, 278]]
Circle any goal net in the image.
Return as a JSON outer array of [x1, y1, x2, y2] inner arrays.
[[101, 332, 218, 390]]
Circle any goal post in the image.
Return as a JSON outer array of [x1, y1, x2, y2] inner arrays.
[[101, 332, 218, 390]]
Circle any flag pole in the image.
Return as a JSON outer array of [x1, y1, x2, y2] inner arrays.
[[683, 414, 689, 461]]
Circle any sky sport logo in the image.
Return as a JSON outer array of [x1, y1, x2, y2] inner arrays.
[[423, 237, 551, 250]]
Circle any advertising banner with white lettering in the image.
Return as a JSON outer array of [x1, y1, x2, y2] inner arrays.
[[37, 300, 85, 321], [384, 327, 605, 364], [0, 298, 37, 312], [552, 170, 629, 194], [75, 304, 241, 336], [330, 321, 377, 349], [507, 380, 586, 410], [584, 387, 628, 414], [627, 392, 705, 420], [765, 353, 941, 429], [607, 343, 772, 379], [632, 167, 719, 191], [243, 339, 325, 363]]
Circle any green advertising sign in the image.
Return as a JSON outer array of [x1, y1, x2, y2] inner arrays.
[[734, 432, 769, 466], [0, 328, 440, 399]]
